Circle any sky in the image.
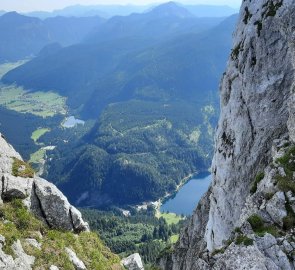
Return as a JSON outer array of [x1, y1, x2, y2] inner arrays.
[[0, 0, 241, 12]]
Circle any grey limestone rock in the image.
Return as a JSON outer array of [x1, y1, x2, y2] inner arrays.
[[25, 238, 42, 250], [159, 0, 295, 269], [65, 247, 86, 270], [1, 174, 33, 201], [255, 234, 293, 270], [0, 132, 89, 233], [265, 192, 287, 226], [32, 177, 89, 232], [121, 253, 144, 270]]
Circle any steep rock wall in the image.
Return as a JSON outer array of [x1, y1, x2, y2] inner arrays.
[[159, 0, 295, 269], [206, 0, 294, 250]]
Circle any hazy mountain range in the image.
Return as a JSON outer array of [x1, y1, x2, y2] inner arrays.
[[23, 3, 238, 19], [0, 11, 104, 62]]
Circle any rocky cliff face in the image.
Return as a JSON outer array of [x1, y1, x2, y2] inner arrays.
[[159, 0, 295, 269]]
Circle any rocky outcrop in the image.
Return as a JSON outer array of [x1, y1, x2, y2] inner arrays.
[[159, 0, 295, 269], [0, 237, 35, 270], [0, 133, 89, 233], [65, 247, 86, 270], [121, 253, 144, 270]]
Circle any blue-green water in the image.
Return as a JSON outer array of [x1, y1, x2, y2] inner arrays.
[[62, 116, 85, 128], [160, 173, 211, 215]]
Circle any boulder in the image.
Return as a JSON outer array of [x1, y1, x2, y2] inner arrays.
[[265, 192, 287, 227], [1, 174, 33, 201], [121, 253, 144, 270], [65, 247, 86, 270], [31, 177, 89, 232]]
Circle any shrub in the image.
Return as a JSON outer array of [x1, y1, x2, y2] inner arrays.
[[231, 42, 242, 60], [243, 7, 252, 24], [234, 227, 242, 234], [250, 172, 265, 194], [212, 247, 225, 256], [275, 145, 295, 194], [254, 21, 263, 37], [283, 200, 295, 230], [247, 214, 264, 231], [235, 235, 253, 246]]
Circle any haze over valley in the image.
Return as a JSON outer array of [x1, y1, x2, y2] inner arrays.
[[1, 1, 274, 268]]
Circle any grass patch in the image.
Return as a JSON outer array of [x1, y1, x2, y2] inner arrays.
[[156, 212, 183, 226], [169, 234, 179, 244], [250, 172, 265, 194], [12, 158, 34, 178], [34, 230, 120, 270], [29, 149, 46, 165], [275, 145, 295, 194], [31, 128, 50, 143], [247, 214, 279, 236], [0, 60, 28, 79], [0, 83, 67, 117], [0, 199, 120, 269], [0, 199, 44, 255], [283, 199, 295, 231]]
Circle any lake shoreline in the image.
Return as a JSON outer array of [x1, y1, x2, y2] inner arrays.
[[134, 170, 211, 217], [159, 171, 211, 216], [152, 170, 210, 217]]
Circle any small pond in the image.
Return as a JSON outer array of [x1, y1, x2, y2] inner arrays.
[[62, 116, 85, 128]]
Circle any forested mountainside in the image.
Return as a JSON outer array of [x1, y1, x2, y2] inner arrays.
[[0, 3, 238, 207], [2, 4, 233, 116], [0, 12, 104, 63], [159, 0, 295, 269], [39, 15, 236, 207]]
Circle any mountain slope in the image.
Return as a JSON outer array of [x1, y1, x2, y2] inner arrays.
[[159, 0, 295, 269], [45, 100, 216, 206], [1, 14, 237, 207], [2, 15, 237, 117], [0, 12, 104, 63]]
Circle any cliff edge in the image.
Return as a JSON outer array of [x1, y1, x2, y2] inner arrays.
[[159, 0, 295, 269], [0, 133, 120, 269]]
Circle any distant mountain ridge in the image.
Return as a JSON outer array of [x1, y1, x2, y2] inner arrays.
[[147, 2, 194, 18], [25, 2, 238, 19], [84, 2, 224, 45], [0, 11, 104, 62]]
